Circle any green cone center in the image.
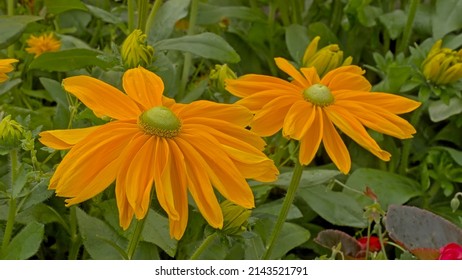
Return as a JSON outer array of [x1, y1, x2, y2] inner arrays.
[[303, 84, 334, 106], [138, 106, 181, 138]]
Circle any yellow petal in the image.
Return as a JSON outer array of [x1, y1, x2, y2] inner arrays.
[[299, 107, 324, 165], [226, 74, 299, 98], [50, 121, 138, 203], [63, 76, 141, 120], [321, 110, 351, 174], [322, 71, 371, 92], [236, 89, 298, 112], [283, 100, 315, 140], [274, 57, 310, 88], [251, 95, 299, 136], [321, 65, 365, 87], [122, 66, 164, 111], [175, 137, 223, 228], [300, 67, 321, 85], [166, 139, 189, 239], [39, 126, 100, 150]]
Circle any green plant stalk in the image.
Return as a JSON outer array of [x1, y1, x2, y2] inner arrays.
[[190, 232, 217, 260], [377, 223, 388, 260], [330, 0, 342, 34], [262, 160, 304, 259], [137, 0, 149, 33], [127, 0, 136, 32], [1, 149, 19, 252], [144, 0, 163, 37], [398, 105, 424, 175], [7, 0, 15, 57], [365, 221, 372, 259], [179, 0, 199, 100], [68, 206, 81, 260], [127, 216, 147, 260], [397, 0, 420, 54]]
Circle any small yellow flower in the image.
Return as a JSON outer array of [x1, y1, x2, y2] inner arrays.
[[226, 58, 421, 174], [0, 58, 18, 83], [121, 29, 154, 68], [25, 33, 61, 58], [209, 64, 237, 92], [302, 36, 352, 77], [422, 40, 462, 85], [39, 66, 278, 239]]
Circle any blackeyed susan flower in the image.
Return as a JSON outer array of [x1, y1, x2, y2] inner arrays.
[[39, 67, 278, 239], [0, 58, 18, 83], [226, 58, 421, 174], [25, 33, 61, 58]]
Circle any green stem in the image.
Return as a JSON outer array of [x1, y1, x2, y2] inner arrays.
[[1, 149, 19, 252], [398, 106, 423, 175], [178, 0, 199, 100], [127, 217, 147, 260], [7, 0, 15, 57], [397, 0, 420, 54], [190, 232, 217, 260], [330, 0, 342, 34], [144, 0, 163, 37], [377, 223, 388, 260], [262, 160, 304, 259], [68, 206, 81, 260], [127, 0, 136, 33], [137, 0, 149, 33], [365, 222, 372, 260]]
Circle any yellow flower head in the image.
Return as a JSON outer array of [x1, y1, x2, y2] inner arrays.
[[422, 39, 462, 85], [0, 58, 18, 83], [25, 33, 61, 58], [121, 29, 154, 68], [226, 58, 421, 174], [209, 64, 237, 92], [39, 67, 278, 240], [302, 36, 352, 77]]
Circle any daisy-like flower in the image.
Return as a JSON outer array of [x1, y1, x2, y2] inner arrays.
[[39, 67, 278, 239], [0, 58, 18, 83], [226, 58, 421, 174], [25, 33, 61, 58]]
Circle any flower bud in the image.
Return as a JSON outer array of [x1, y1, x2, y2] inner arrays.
[[0, 115, 24, 153], [302, 36, 352, 77], [220, 200, 251, 235], [422, 40, 462, 85], [210, 64, 237, 93], [121, 29, 154, 68], [450, 196, 460, 212]]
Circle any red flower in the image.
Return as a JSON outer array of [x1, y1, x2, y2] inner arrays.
[[358, 236, 381, 252], [438, 243, 462, 260]]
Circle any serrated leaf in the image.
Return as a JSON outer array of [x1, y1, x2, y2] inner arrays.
[[141, 209, 178, 257], [29, 49, 111, 72], [154, 32, 240, 63], [0, 16, 42, 48], [1, 222, 44, 259]]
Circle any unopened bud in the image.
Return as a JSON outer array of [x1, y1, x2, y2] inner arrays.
[[220, 200, 251, 235], [121, 29, 154, 68]]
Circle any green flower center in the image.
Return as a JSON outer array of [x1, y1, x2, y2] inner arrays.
[[302, 84, 334, 106], [138, 106, 181, 138]]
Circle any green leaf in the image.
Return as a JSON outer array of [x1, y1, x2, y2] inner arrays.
[[29, 49, 111, 71], [275, 169, 341, 189], [147, 0, 190, 43], [0, 79, 21, 96], [436, 147, 462, 166], [1, 222, 44, 260], [85, 4, 121, 24], [141, 209, 178, 257], [432, 0, 462, 39], [0, 16, 42, 48], [44, 0, 88, 14], [39, 77, 69, 107], [428, 97, 462, 122], [270, 222, 310, 259], [285, 24, 310, 64], [196, 3, 265, 25], [346, 168, 421, 209], [253, 198, 303, 220], [298, 185, 367, 228], [76, 207, 127, 260], [154, 32, 240, 63], [385, 205, 462, 252], [379, 10, 406, 39]]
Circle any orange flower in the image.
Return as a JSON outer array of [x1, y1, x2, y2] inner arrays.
[[226, 58, 421, 174], [0, 58, 18, 83], [25, 33, 61, 57], [39, 67, 278, 239]]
